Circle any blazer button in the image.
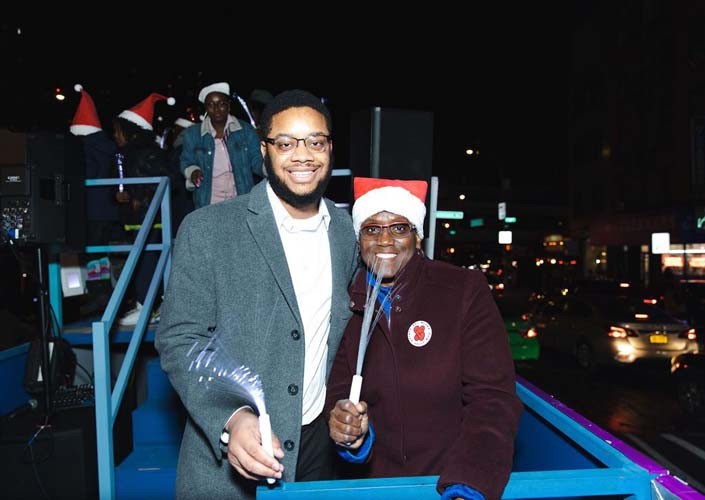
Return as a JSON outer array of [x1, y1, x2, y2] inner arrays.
[[284, 440, 295, 451], [349, 300, 355, 308], [395, 294, 402, 301], [288, 384, 299, 395], [290, 329, 300, 340], [394, 305, 402, 313]]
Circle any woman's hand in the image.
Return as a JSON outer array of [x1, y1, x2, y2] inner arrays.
[[328, 399, 369, 449]]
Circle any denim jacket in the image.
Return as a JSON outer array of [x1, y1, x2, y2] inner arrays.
[[180, 115, 264, 209]]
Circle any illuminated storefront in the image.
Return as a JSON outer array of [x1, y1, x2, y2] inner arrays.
[[661, 244, 705, 281]]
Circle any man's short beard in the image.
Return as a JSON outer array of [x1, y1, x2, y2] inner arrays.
[[265, 153, 333, 209]]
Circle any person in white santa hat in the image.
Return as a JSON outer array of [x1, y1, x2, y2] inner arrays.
[[113, 92, 175, 326], [180, 81, 265, 209], [326, 177, 523, 500]]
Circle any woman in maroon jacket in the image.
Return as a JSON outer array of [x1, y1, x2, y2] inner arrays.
[[326, 177, 523, 500]]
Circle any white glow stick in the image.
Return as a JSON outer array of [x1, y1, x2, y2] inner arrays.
[[187, 336, 277, 484], [349, 258, 403, 405], [116, 152, 125, 192], [233, 93, 257, 129], [258, 413, 276, 485], [349, 374, 363, 404]]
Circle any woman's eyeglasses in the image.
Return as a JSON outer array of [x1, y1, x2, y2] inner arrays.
[[359, 223, 416, 240]]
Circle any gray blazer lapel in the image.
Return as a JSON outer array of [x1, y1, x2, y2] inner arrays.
[[325, 199, 351, 318], [246, 183, 302, 326]]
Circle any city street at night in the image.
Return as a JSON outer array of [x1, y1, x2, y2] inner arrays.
[[503, 286, 705, 494]]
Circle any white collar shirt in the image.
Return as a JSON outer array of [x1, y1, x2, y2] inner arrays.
[[266, 182, 332, 425]]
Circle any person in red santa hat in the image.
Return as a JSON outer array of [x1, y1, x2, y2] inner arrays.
[[68, 84, 124, 316], [70, 84, 121, 246], [112, 92, 175, 326], [325, 177, 523, 500]]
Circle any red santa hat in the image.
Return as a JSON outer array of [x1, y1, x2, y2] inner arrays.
[[352, 177, 428, 238], [118, 93, 175, 131], [70, 84, 102, 136]]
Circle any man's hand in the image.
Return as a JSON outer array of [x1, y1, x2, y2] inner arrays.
[[225, 409, 285, 481], [328, 399, 368, 449], [116, 191, 130, 203], [190, 170, 204, 188]]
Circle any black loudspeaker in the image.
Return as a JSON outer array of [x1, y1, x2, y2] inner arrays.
[[349, 107, 434, 183], [0, 397, 134, 499], [0, 130, 86, 248], [0, 407, 98, 499], [324, 171, 353, 210]]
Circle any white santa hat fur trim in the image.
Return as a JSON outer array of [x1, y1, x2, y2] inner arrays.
[[352, 178, 428, 239], [70, 84, 102, 136], [118, 93, 175, 131], [174, 118, 194, 129], [198, 82, 230, 103]]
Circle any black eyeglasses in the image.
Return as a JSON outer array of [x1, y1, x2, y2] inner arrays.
[[360, 222, 416, 240], [263, 134, 332, 154]]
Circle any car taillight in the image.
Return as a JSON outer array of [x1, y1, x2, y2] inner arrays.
[[679, 328, 697, 340], [671, 360, 684, 373], [642, 298, 658, 305], [524, 327, 538, 339], [608, 326, 637, 338]]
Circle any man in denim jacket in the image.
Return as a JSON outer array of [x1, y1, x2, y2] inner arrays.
[[181, 82, 265, 209]]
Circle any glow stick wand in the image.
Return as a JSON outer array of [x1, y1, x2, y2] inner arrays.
[[233, 92, 257, 129], [188, 336, 276, 484], [116, 152, 125, 192], [349, 258, 390, 404]]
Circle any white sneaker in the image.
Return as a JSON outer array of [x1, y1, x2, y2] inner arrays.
[[118, 302, 143, 326], [150, 306, 161, 324]]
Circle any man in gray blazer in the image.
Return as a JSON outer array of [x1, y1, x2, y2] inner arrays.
[[155, 90, 359, 499]]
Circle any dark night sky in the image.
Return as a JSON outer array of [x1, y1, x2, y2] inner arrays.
[[2, 7, 572, 185]]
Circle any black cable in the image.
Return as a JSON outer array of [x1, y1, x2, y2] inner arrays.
[[23, 417, 53, 500], [75, 362, 94, 385], [47, 301, 61, 340], [28, 448, 50, 500], [30, 245, 54, 416], [4, 240, 38, 328]]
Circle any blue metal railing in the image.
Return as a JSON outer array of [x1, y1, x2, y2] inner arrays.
[[92, 177, 171, 500], [49, 176, 172, 499], [257, 377, 662, 500]]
